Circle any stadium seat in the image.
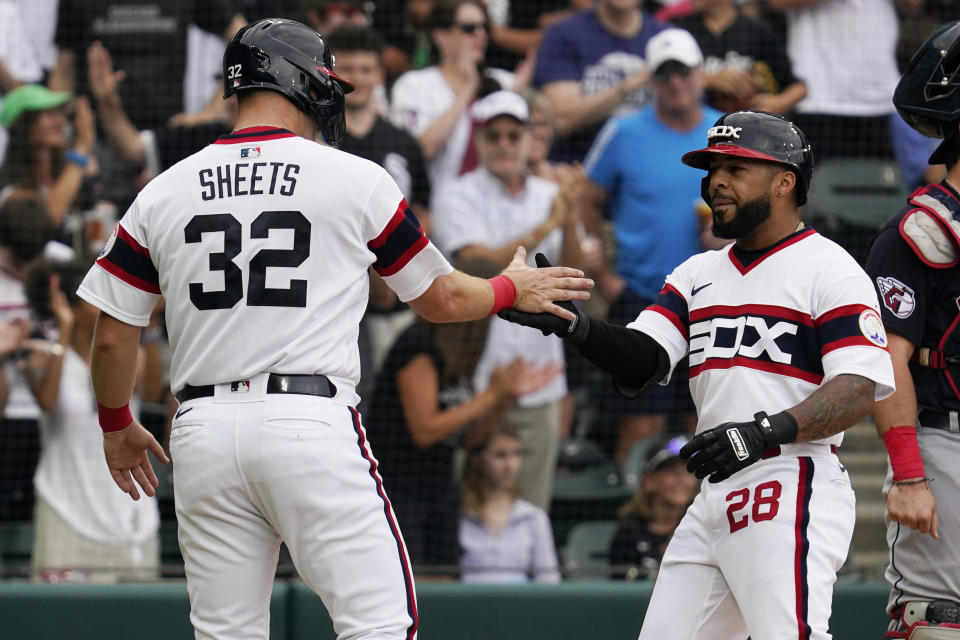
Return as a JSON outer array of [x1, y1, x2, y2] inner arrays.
[[552, 438, 627, 500], [0, 521, 33, 577], [561, 520, 618, 580], [619, 436, 661, 490], [805, 157, 908, 264], [806, 157, 908, 229], [550, 439, 631, 548]]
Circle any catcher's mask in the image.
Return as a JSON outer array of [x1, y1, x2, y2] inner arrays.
[[681, 110, 814, 206], [894, 20, 960, 163], [223, 18, 354, 145]]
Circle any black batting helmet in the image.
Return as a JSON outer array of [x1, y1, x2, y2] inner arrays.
[[893, 21, 960, 163], [223, 18, 354, 145], [681, 110, 814, 205]]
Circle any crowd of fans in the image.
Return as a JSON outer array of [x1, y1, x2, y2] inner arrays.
[[0, 0, 955, 584]]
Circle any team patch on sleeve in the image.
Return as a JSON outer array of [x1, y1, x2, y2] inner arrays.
[[647, 283, 690, 339], [876, 276, 916, 319], [368, 199, 429, 277], [816, 304, 888, 355], [96, 223, 160, 294]]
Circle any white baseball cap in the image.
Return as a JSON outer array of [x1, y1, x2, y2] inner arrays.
[[471, 90, 530, 125], [645, 28, 703, 73]]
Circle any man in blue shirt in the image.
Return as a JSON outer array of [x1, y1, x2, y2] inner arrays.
[[583, 28, 723, 460], [532, 0, 670, 163]]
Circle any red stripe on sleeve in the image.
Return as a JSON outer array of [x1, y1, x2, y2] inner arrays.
[[374, 235, 429, 277], [661, 282, 685, 298], [96, 260, 161, 294], [368, 199, 411, 250], [821, 335, 888, 356], [648, 304, 688, 339], [116, 224, 151, 258], [814, 303, 871, 327]]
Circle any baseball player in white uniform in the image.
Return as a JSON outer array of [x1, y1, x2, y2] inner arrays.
[[75, 19, 592, 640], [501, 111, 896, 639]]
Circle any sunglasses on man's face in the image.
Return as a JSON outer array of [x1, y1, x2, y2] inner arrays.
[[454, 21, 486, 35], [653, 62, 694, 81]]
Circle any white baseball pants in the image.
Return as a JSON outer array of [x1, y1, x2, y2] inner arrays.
[[170, 375, 417, 640], [638, 443, 855, 640]]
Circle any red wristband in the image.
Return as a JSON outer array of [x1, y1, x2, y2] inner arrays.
[[487, 275, 517, 315], [881, 426, 926, 482], [98, 402, 134, 433]]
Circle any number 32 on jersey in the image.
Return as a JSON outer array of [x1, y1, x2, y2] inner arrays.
[[185, 210, 310, 310]]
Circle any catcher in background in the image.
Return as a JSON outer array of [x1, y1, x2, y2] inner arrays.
[[501, 110, 895, 639], [867, 20, 960, 640]]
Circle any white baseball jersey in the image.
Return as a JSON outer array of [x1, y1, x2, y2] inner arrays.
[[629, 228, 895, 443], [633, 229, 895, 640], [77, 126, 452, 405]]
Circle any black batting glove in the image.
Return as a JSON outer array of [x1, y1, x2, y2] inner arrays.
[[679, 411, 799, 482], [497, 253, 591, 345]]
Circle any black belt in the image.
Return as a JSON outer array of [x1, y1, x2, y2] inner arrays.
[[918, 409, 960, 432], [175, 374, 337, 404]]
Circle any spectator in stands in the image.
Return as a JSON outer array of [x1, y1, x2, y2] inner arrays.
[[674, 0, 806, 115], [328, 27, 432, 233], [484, 0, 590, 75], [86, 42, 235, 184], [0, 1, 48, 164], [767, 0, 899, 160], [532, 0, 670, 163], [431, 90, 582, 510], [0, 319, 29, 412], [48, 0, 239, 130], [365, 256, 558, 577], [459, 424, 561, 583], [325, 26, 433, 386], [0, 85, 97, 230], [23, 258, 159, 582], [390, 0, 514, 191], [582, 29, 720, 460], [609, 435, 696, 580], [521, 88, 560, 182], [373, 0, 436, 84], [303, 0, 370, 33], [0, 196, 57, 522]]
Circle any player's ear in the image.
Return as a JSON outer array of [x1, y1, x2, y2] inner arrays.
[[773, 168, 796, 200]]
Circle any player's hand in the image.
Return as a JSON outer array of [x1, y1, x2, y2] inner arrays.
[[887, 480, 939, 540], [103, 420, 170, 501], [499, 253, 591, 342], [680, 411, 798, 482], [502, 249, 592, 323]]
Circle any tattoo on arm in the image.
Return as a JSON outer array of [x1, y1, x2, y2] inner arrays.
[[789, 374, 875, 442]]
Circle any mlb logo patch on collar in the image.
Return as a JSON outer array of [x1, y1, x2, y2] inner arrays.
[[241, 146, 261, 158]]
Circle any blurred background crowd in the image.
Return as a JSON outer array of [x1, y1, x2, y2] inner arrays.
[[0, 0, 952, 585]]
